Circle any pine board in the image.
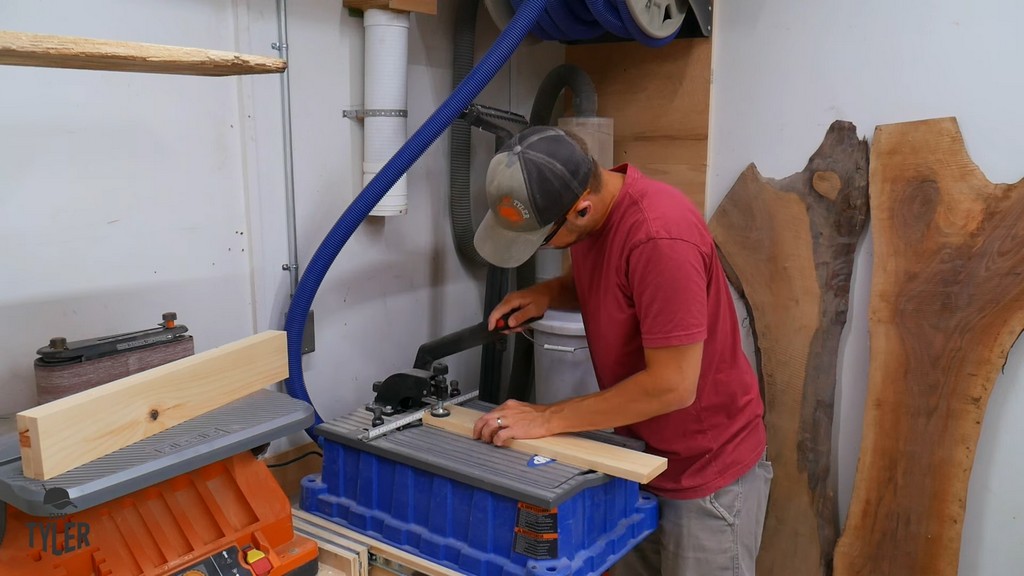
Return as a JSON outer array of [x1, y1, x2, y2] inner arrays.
[[423, 405, 667, 484], [17, 331, 288, 479], [342, 0, 437, 14]]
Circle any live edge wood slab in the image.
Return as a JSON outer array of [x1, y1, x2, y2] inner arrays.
[[423, 406, 668, 484], [709, 120, 869, 576], [17, 331, 288, 480], [0, 31, 286, 76], [834, 117, 1024, 576]]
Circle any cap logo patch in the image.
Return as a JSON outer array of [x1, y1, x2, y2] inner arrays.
[[497, 196, 530, 224]]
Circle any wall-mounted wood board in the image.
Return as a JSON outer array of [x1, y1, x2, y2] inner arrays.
[[565, 39, 711, 212], [342, 0, 437, 15], [0, 31, 286, 76]]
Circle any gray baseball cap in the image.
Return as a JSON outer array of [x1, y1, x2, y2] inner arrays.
[[473, 126, 592, 268]]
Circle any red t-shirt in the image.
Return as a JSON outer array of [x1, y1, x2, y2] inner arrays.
[[569, 164, 766, 499]]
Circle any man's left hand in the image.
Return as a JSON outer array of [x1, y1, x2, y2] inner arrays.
[[472, 399, 554, 447]]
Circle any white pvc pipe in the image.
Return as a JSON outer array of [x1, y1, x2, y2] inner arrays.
[[364, 8, 410, 216]]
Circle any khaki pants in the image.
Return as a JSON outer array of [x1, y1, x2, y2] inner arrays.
[[612, 454, 773, 576]]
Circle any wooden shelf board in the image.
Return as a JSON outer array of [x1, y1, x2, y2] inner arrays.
[[343, 0, 437, 15], [0, 30, 286, 77]]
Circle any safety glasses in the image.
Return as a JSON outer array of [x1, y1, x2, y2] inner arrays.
[[541, 214, 567, 246]]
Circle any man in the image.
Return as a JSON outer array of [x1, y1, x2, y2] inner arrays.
[[470, 125, 772, 575]]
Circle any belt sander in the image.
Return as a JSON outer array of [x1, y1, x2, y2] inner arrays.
[[299, 319, 659, 576], [0, 320, 321, 576], [33, 313, 195, 405], [0, 391, 320, 576]]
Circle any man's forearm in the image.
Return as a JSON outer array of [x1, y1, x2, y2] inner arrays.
[[474, 344, 701, 447], [543, 369, 692, 434]]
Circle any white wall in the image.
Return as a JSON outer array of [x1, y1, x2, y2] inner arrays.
[[0, 0, 257, 415], [0, 0, 563, 437], [238, 0, 563, 439], [708, 2, 1024, 574]]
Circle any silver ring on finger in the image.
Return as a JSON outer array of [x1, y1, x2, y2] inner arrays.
[[496, 417, 504, 428]]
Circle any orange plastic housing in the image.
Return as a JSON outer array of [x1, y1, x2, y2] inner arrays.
[[0, 451, 318, 576]]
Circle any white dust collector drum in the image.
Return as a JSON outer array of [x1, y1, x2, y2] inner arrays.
[[532, 310, 600, 404]]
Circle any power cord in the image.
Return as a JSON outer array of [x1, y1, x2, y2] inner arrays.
[[266, 450, 322, 469]]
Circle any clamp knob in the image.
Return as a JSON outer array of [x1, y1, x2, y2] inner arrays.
[[431, 362, 449, 377], [371, 406, 384, 427]]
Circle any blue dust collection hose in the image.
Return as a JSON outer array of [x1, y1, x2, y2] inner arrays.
[[284, 0, 680, 442], [284, 0, 550, 443]]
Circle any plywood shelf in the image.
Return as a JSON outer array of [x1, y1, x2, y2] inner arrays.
[[343, 0, 437, 15], [0, 30, 286, 77]]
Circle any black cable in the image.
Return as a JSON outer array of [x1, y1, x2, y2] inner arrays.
[[266, 450, 322, 468]]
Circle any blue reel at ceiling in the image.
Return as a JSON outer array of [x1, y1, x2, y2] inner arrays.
[[507, 0, 689, 47]]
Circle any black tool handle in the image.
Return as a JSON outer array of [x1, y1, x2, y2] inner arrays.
[[410, 309, 544, 371], [493, 309, 544, 331]]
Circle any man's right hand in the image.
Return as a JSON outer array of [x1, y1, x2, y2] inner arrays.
[[488, 284, 552, 332]]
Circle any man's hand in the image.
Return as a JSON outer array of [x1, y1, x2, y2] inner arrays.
[[488, 286, 552, 332], [472, 399, 555, 447]]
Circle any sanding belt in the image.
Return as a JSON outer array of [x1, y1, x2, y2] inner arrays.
[[34, 334, 194, 405]]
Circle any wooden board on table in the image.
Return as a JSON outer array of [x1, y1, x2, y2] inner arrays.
[[17, 331, 288, 480], [342, 0, 437, 14], [708, 121, 869, 576], [565, 38, 711, 212], [423, 405, 667, 484], [0, 30, 286, 76], [294, 509, 460, 576], [833, 117, 1024, 576]]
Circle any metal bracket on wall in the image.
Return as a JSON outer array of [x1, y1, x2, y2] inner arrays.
[[689, 0, 713, 36], [302, 309, 316, 355], [342, 108, 408, 121]]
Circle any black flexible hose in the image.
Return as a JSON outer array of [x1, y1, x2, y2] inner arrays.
[[507, 64, 599, 402], [449, 0, 488, 267], [528, 63, 599, 126]]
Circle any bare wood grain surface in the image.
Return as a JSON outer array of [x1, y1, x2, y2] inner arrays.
[[0, 31, 286, 76], [834, 116, 1024, 576], [423, 405, 667, 483], [18, 331, 287, 479], [709, 121, 869, 576], [565, 39, 711, 211]]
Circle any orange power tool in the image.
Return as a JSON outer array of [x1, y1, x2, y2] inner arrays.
[[0, 390, 320, 576]]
